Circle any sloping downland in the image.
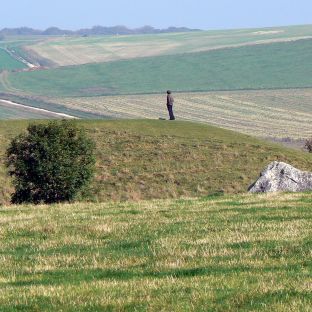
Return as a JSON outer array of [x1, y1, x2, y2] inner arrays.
[[0, 192, 311, 311], [25, 24, 312, 66], [0, 120, 311, 204], [4, 39, 312, 97]]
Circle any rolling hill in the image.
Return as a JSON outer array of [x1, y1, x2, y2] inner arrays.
[[0, 26, 311, 141], [25, 24, 312, 66], [3, 39, 312, 98], [0, 120, 311, 204], [0, 25, 311, 311]]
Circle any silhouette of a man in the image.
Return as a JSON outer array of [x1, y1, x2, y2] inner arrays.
[[166, 90, 175, 120]]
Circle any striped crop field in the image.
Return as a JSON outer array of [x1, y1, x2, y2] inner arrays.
[[50, 89, 312, 139], [25, 24, 312, 66], [0, 192, 311, 311]]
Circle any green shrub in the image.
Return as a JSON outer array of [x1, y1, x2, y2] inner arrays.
[[6, 120, 96, 204]]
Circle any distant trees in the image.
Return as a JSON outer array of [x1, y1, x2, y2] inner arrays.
[[304, 138, 312, 153], [6, 120, 96, 204], [0, 25, 198, 37]]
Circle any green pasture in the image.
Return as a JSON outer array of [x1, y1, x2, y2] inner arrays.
[[0, 192, 311, 311], [4, 39, 312, 97]]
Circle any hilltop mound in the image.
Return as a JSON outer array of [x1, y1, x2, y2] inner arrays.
[[0, 120, 311, 204]]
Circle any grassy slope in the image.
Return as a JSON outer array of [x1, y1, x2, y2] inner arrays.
[[4, 39, 312, 97], [0, 49, 26, 71], [26, 24, 312, 66], [0, 120, 311, 204], [0, 192, 311, 311]]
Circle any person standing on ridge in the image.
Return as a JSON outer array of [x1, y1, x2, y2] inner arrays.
[[166, 90, 175, 120]]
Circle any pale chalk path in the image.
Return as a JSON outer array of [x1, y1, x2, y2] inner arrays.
[[0, 99, 78, 119]]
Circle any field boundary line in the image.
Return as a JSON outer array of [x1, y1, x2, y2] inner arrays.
[[0, 99, 78, 119]]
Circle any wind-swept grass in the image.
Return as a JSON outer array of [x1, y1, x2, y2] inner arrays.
[[0, 192, 311, 311]]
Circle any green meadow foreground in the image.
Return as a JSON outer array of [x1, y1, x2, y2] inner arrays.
[[0, 192, 311, 311]]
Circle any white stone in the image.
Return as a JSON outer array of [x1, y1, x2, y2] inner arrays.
[[248, 161, 312, 193]]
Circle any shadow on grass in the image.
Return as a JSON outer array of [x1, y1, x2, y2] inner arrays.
[[3, 262, 307, 288]]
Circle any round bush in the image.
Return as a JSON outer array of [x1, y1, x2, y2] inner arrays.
[[6, 120, 96, 204]]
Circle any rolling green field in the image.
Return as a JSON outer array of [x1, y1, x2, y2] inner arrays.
[[0, 27, 311, 312], [0, 120, 311, 205], [0, 49, 26, 71], [0, 192, 311, 311], [0, 27, 311, 141], [3, 39, 312, 97], [26, 24, 312, 66]]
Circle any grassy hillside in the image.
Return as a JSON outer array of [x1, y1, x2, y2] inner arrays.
[[25, 24, 312, 66], [0, 192, 311, 311], [0, 49, 26, 71], [0, 120, 311, 204], [4, 39, 312, 97], [50, 89, 312, 139]]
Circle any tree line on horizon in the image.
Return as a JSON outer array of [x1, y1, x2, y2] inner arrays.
[[0, 25, 200, 37]]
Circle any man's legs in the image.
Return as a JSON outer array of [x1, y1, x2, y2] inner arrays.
[[167, 104, 175, 120]]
